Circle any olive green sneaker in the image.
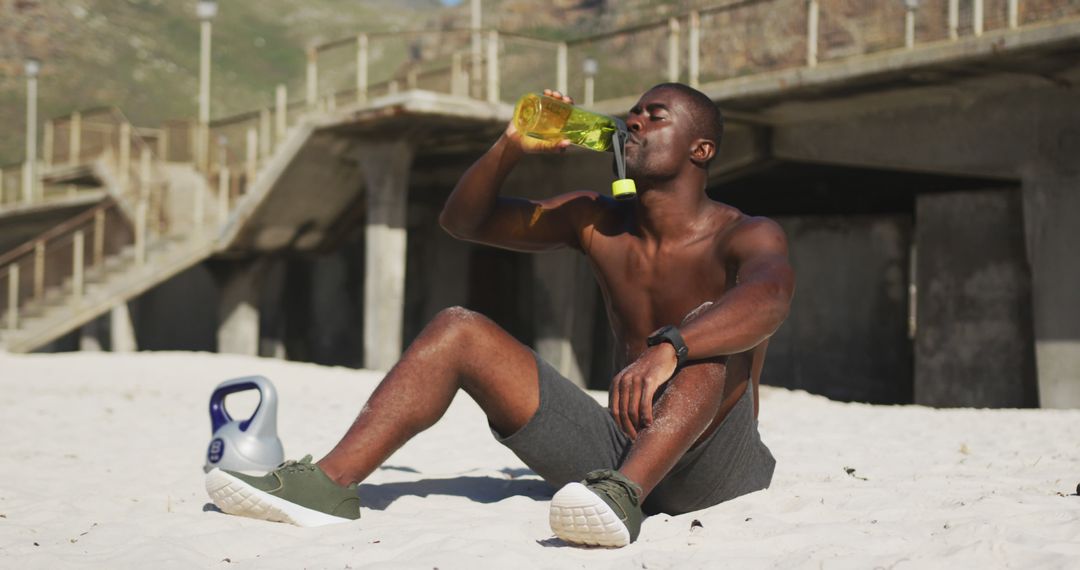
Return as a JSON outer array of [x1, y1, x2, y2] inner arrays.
[[205, 455, 360, 527], [549, 469, 645, 547]]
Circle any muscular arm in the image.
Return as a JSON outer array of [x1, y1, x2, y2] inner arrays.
[[679, 218, 795, 358], [440, 90, 603, 253], [439, 133, 599, 252], [611, 218, 793, 437]]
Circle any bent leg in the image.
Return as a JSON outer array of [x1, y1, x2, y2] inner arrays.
[[317, 307, 540, 485], [617, 358, 728, 497]]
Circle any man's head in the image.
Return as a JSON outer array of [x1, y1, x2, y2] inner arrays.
[[622, 83, 724, 181]]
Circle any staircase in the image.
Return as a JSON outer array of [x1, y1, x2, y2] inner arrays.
[[0, 108, 225, 353]]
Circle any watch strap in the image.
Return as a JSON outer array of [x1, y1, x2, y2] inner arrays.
[[647, 325, 689, 366]]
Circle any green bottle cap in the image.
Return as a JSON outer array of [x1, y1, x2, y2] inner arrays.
[[612, 178, 637, 200]]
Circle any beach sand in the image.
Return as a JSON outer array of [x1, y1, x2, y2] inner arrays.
[[1, 351, 1077, 568]]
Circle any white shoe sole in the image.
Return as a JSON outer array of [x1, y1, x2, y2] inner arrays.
[[205, 468, 353, 527], [549, 482, 631, 547]]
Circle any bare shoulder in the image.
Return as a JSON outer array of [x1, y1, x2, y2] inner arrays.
[[712, 205, 788, 259]]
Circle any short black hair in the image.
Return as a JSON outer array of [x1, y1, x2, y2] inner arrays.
[[648, 82, 724, 149]]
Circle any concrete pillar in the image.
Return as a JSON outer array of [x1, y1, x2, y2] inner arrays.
[[80, 328, 103, 352], [358, 141, 414, 370], [914, 190, 1037, 408], [1022, 173, 1080, 408], [217, 261, 262, 355], [533, 249, 597, 389], [111, 302, 137, 353]]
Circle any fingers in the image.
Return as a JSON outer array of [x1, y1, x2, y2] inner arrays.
[[620, 376, 637, 439], [640, 379, 658, 428], [540, 87, 574, 104], [627, 374, 642, 433], [609, 369, 638, 440]]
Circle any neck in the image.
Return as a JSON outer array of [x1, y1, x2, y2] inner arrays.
[[631, 174, 710, 242]]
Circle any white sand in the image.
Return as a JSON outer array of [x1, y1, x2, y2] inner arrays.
[[1, 351, 1077, 568]]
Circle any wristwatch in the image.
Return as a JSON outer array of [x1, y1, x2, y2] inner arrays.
[[647, 325, 689, 367]]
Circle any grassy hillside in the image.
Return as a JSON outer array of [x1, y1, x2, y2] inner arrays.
[[0, 0, 708, 166]]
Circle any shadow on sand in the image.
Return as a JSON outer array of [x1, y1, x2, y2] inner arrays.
[[359, 475, 554, 510]]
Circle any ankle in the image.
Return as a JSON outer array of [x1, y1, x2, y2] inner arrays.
[[315, 458, 354, 487]]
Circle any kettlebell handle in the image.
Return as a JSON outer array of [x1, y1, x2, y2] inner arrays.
[[209, 376, 279, 434]]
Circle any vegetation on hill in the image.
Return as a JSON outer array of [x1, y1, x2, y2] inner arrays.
[[1, 0, 725, 166]]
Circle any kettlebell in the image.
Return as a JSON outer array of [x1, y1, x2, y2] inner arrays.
[[203, 375, 285, 474]]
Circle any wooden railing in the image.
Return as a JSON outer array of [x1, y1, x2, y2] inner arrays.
[[0, 106, 178, 334], [0, 200, 134, 332]]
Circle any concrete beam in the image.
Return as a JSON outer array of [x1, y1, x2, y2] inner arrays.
[[358, 141, 414, 370], [217, 261, 262, 355], [591, 18, 1080, 116]]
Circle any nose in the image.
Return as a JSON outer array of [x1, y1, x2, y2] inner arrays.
[[625, 114, 643, 133]]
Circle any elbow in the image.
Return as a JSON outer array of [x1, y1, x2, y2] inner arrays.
[[438, 208, 468, 240], [764, 272, 795, 331]]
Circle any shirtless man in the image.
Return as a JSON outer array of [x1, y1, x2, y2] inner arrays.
[[206, 83, 795, 548]]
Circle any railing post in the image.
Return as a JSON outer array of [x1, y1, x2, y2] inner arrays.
[[1008, 0, 1019, 29], [33, 240, 44, 301], [93, 209, 105, 271], [451, 52, 465, 96], [306, 47, 318, 109], [949, 0, 959, 40], [139, 146, 151, 201], [194, 176, 205, 230], [471, 0, 483, 99], [21, 162, 32, 205], [357, 33, 369, 105], [259, 108, 271, 157], [668, 17, 681, 83], [973, 0, 984, 37], [135, 200, 147, 265], [556, 42, 568, 95], [73, 230, 84, 301], [218, 166, 230, 222], [43, 120, 54, 169], [7, 265, 18, 330], [275, 84, 287, 143], [0, 167, 4, 204], [688, 10, 700, 87], [188, 122, 198, 165], [905, 2, 917, 49], [119, 122, 131, 194], [806, 0, 819, 67], [486, 30, 499, 103], [69, 112, 81, 166], [246, 127, 258, 186]]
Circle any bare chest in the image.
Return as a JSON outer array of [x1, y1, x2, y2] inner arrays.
[[587, 232, 734, 339]]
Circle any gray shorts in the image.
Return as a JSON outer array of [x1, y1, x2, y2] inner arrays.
[[494, 353, 776, 515]]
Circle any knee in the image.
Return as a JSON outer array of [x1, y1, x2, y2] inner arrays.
[[427, 306, 488, 344]]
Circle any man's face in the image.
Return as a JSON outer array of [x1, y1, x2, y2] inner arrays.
[[621, 87, 696, 180]]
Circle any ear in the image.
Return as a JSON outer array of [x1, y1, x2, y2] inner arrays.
[[689, 138, 716, 166]]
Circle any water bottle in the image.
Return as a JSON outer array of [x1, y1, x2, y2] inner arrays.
[[513, 93, 637, 200]]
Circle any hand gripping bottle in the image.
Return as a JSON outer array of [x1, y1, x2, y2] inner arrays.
[[512, 93, 637, 200]]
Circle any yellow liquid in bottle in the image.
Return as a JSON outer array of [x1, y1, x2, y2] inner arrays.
[[513, 93, 617, 152]]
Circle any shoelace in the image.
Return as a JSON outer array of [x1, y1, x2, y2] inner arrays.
[[277, 454, 317, 474], [584, 470, 642, 507]]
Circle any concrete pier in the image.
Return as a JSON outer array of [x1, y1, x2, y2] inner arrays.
[[358, 141, 414, 370], [217, 261, 262, 355]]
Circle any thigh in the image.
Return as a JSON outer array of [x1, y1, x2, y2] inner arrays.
[[494, 354, 631, 488]]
